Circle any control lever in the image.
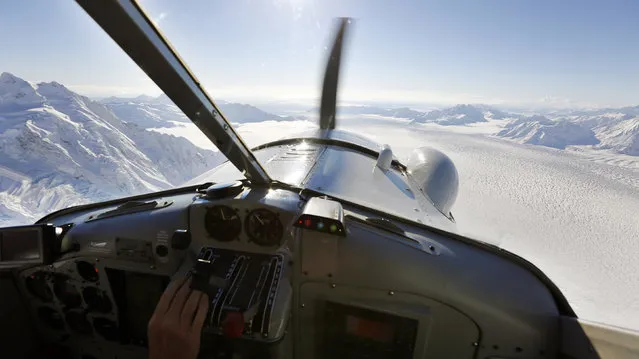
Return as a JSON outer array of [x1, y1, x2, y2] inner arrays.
[[222, 303, 260, 339], [190, 259, 228, 296], [190, 257, 263, 339]]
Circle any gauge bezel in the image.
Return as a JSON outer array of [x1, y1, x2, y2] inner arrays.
[[244, 208, 283, 247], [52, 274, 82, 308], [204, 205, 242, 242]]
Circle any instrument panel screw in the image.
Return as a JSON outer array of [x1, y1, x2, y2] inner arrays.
[[472, 342, 479, 347], [262, 333, 268, 338], [331, 284, 336, 288], [150, 265, 156, 270], [95, 258, 100, 262], [300, 303, 305, 308], [327, 273, 333, 278], [388, 290, 395, 296], [303, 271, 308, 276]]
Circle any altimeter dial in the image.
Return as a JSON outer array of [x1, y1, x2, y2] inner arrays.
[[205, 205, 241, 242], [245, 208, 283, 246]]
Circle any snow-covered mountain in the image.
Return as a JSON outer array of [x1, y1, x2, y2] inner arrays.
[[329, 104, 513, 125], [497, 115, 599, 149], [100, 94, 191, 128], [494, 108, 639, 155], [594, 117, 639, 155], [0, 72, 224, 225], [100, 95, 300, 128]]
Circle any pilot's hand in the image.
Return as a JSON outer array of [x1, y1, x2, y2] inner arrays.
[[148, 277, 209, 359]]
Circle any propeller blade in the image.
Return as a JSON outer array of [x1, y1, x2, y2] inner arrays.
[[319, 18, 352, 130]]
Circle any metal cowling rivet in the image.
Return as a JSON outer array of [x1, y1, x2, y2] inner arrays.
[[331, 284, 336, 288], [388, 290, 395, 296]]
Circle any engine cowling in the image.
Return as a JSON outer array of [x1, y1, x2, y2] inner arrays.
[[406, 147, 459, 216]]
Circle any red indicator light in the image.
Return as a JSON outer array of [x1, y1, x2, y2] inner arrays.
[[297, 219, 303, 225], [304, 218, 312, 227]]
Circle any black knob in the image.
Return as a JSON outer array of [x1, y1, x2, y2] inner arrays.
[[171, 230, 191, 250], [155, 245, 169, 257]]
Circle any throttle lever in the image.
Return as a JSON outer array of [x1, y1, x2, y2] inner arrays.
[[190, 258, 228, 296]]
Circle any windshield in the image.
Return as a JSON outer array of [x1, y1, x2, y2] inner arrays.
[[2, 0, 639, 333]]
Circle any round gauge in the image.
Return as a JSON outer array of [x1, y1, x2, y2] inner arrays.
[[204, 205, 241, 242], [245, 208, 283, 246], [77, 261, 99, 282], [53, 274, 82, 308], [25, 272, 53, 302]]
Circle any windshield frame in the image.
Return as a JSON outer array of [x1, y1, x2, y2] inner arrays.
[[75, 0, 270, 184]]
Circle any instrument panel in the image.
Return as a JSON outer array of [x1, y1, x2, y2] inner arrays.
[[18, 260, 121, 347], [191, 191, 298, 255], [5, 185, 565, 359], [203, 205, 283, 247]]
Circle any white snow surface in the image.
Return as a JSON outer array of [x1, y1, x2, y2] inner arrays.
[[0, 73, 225, 224], [101, 94, 303, 129], [2, 73, 639, 331], [336, 104, 639, 155]]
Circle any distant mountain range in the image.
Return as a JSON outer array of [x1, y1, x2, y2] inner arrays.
[[100, 94, 305, 128], [330, 104, 639, 155], [0, 72, 296, 224], [1, 71, 638, 224]]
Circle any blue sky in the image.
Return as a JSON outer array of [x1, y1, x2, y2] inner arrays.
[[1, 0, 638, 108]]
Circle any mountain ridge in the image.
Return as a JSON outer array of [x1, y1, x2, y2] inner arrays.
[[0, 72, 225, 225]]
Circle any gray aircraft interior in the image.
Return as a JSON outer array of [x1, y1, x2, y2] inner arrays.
[[0, 1, 638, 358]]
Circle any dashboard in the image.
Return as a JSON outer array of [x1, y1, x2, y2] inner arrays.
[[10, 182, 562, 359]]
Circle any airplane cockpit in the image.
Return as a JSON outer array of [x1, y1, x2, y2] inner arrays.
[[5, 174, 567, 359], [1, 1, 637, 359]]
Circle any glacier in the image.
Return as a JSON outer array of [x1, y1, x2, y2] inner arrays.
[[1, 72, 639, 331], [325, 103, 639, 155]]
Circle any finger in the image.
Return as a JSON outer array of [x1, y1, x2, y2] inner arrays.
[[153, 276, 188, 316], [190, 293, 210, 333], [180, 290, 203, 328], [166, 277, 193, 319]]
